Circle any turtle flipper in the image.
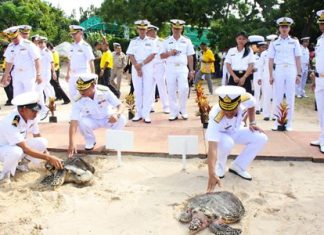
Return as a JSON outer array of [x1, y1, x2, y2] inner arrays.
[[209, 221, 242, 235], [51, 169, 67, 187]]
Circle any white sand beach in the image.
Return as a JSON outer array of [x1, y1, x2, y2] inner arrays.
[[1, 154, 324, 235]]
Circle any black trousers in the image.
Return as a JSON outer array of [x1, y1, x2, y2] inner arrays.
[[3, 78, 13, 104], [50, 69, 70, 103], [99, 68, 120, 98], [228, 70, 253, 94]]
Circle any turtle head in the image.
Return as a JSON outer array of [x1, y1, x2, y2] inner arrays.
[[179, 210, 192, 223], [188, 211, 210, 233]]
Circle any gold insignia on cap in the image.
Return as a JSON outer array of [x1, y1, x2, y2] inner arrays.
[[223, 95, 231, 103], [76, 77, 95, 91], [317, 10, 324, 23], [219, 95, 241, 111]]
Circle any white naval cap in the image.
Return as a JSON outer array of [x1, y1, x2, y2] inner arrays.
[[134, 20, 150, 29], [216, 86, 246, 111], [31, 34, 40, 41], [257, 41, 267, 46], [113, 42, 121, 47], [18, 25, 32, 33], [69, 25, 85, 34], [170, 19, 185, 29], [3, 26, 20, 39], [12, 92, 41, 111], [300, 36, 310, 41], [266, 34, 278, 41], [38, 36, 48, 41], [276, 17, 294, 26], [76, 73, 98, 91], [317, 10, 324, 24], [148, 24, 159, 31], [248, 35, 265, 43]]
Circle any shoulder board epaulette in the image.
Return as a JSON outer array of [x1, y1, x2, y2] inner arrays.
[[241, 93, 250, 102], [96, 84, 109, 91], [12, 115, 20, 127], [214, 111, 224, 123]]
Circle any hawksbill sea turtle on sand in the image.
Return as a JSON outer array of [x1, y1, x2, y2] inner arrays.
[[178, 191, 245, 234], [41, 156, 95, 188]]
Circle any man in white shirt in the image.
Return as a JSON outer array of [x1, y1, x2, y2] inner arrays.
[[66, 25, 95, 100], [310, 10, 324, 153], [0, 92, 63, 182], [160, 19, 195, 121], [206, 86, 267, 192], [268, 17, 302, 131], [126, 20, 157, 123], [1, 26, 41, 97], [68, 73, 126, 155]]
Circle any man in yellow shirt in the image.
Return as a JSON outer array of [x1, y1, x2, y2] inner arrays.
[[194, 42, 215, 94], [99, 43, 114, 87]]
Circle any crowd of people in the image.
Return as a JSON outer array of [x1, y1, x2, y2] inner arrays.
[[0, 10, 323, 192]]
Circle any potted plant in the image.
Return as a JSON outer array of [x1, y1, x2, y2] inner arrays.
[[48, 97, 57, 123], [274, 101, 288, 131], [198, 96, 211, 128], [125, 94, 135, 120]]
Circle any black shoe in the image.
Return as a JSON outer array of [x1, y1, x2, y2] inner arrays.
[[263, 117, 270, 121], [63, 100, 70, 105], [132, 117, 142, 122], [85, 142, 96, 151], [169, 117, 178, 121], [4, 102, 12, 106], [256, 110, 260, 115]]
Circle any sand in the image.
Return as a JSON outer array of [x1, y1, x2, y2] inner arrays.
[[1, 154, 324, 235]]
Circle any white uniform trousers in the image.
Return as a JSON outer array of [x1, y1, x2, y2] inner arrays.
[[315, 77, 324, 144], [78, 115, 127, 146], [165, 65, 189, 117], [152, 63, 169, 111], [68, 75, 79, 100], [221, 64, 228, 85], [0, 137, 47, 178], [262, 77, 274, 119], [273, 64, 297, 128], [12, 73, 36, 97], [253, 74, 262, 111], [296, 64, 308, 96], [131, 64, 155, 119], [216, 128, 268, 172]]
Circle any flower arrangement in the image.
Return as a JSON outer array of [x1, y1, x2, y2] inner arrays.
[[48, 97, 57, 123], [125, 94, 135, 119], [274, 101, 288, 131], [195, 83, 211, 128]]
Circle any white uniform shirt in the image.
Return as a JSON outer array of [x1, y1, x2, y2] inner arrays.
[[0, 110, 40, 146], [69, 40, 95, 74], [259, 50, 270, 80], [268, 36, 302, 65], [71, 86, 121, 121], [4, 39, 40, 78], [126, 36, 158, 63], [315, 34, 324, 74], [40, 47, 53, 81], [205, 93, 255, 142], [225, 47, 255, 71], [152, 37, 165, 65], [161, 35, 195, 66], [300, 45, 310, 65]]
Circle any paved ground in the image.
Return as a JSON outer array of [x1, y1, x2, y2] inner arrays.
[[0, 72, 323, 162]]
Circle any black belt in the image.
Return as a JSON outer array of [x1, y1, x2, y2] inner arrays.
[[233, 70, 246, 74]]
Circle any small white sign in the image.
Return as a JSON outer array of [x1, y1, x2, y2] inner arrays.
[[168, 135, 199, 170], [106, 130, 134, 166]]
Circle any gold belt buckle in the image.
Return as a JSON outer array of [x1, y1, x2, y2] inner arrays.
[[238, 70, 243, 74], [175, 63, 180, 67]]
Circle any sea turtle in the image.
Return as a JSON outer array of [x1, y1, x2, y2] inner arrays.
[[41, 156, 95, 188], [178, 191, 245, 234]]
